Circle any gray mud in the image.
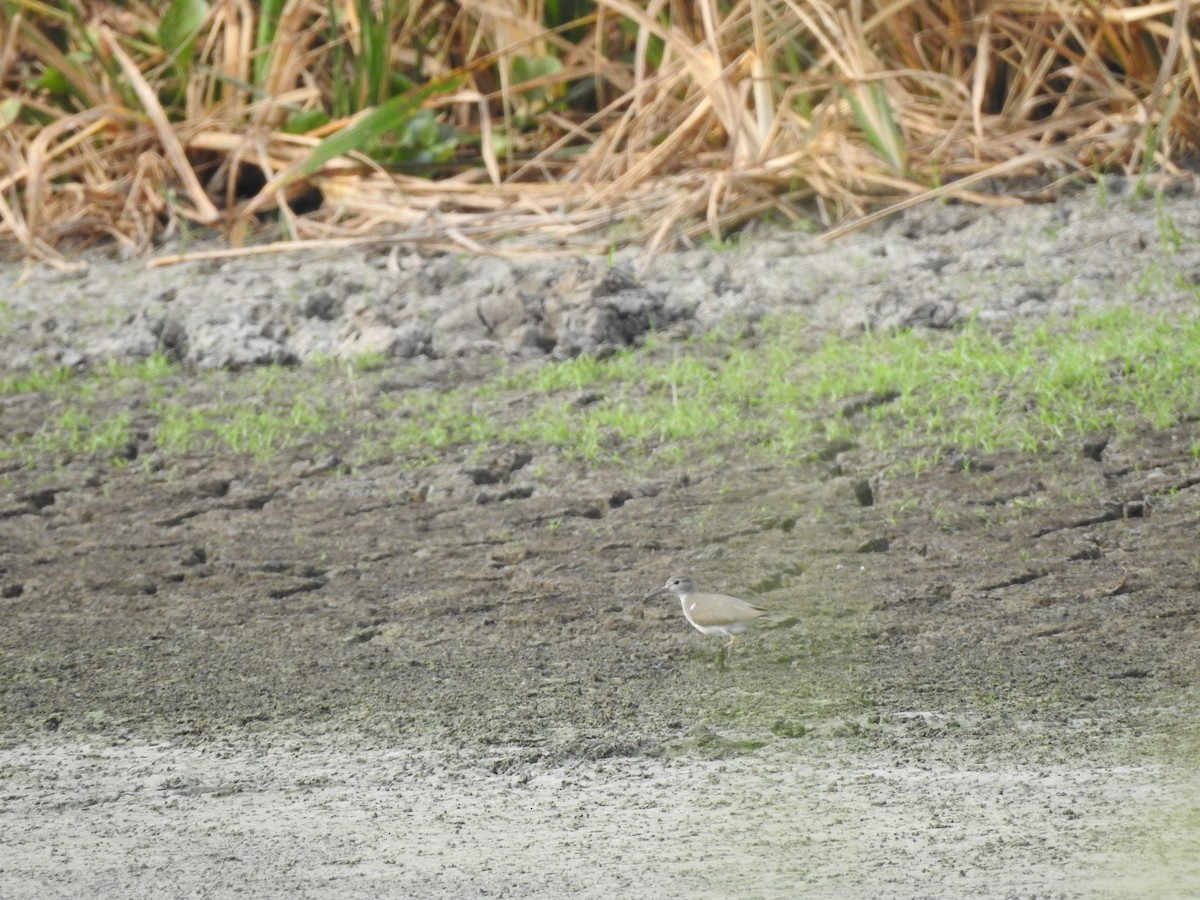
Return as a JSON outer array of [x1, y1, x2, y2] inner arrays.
[[1, 182, 1199, 897]]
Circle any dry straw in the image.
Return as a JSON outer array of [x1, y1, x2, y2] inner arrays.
[[1, 0, 1196, 266]]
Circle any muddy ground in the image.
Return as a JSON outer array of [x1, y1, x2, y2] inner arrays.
[[2, 185, 1199, 897]]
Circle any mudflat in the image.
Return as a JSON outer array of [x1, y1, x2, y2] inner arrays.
[[2, 186, 1197, 897]]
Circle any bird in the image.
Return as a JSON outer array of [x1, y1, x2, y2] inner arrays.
[[646, 574, 767, 666]]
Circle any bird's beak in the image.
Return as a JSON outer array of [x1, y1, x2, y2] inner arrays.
[[644, 585, 669, 600]]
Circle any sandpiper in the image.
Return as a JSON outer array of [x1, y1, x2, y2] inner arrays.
[[646, 574, 766, 665]]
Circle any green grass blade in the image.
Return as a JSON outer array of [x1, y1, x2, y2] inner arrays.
[[845, 80, 906, 173], [299, 75, 462, 176], [254, 0, 287, 85]]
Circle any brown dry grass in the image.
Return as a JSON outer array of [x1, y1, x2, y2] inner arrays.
[[1, 0, 1197, 266]]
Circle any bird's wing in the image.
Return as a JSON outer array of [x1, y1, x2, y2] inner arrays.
[[687, 594, 766, 626]]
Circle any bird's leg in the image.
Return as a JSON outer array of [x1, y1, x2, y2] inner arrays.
[[717, 634, 738, 670], [715, 645, 728, 671]]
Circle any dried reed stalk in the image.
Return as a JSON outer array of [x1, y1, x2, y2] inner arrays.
[[0, 0, 1195, 265]]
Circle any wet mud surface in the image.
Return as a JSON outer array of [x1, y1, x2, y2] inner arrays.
[[2, 187, 1199, 896]]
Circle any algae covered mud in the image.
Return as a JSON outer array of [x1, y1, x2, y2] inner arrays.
[[1, 185, 1198, 896]]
